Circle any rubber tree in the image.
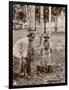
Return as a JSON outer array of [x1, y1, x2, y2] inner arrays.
[[43, 6, 49, 34], [35, 6, 40, 30], [51, 7, 64, 32]]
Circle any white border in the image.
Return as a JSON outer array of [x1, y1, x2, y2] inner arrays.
[[0, 0, 68, 89]]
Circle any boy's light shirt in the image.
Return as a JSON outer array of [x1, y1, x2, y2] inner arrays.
[[42, 39, 52, 54]]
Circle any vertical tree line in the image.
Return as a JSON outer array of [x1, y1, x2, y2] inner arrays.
[[51, 6, 65, 32], [13, 4, 65, 32]]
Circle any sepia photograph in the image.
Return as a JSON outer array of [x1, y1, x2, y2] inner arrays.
[[9, 1, 67, 88]]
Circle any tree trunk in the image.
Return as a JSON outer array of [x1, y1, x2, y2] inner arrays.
[[55, 16, 58, 32], [44, 20, 46, 34]]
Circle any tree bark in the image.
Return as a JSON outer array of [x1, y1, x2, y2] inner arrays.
[[55, 16, 58, 32]]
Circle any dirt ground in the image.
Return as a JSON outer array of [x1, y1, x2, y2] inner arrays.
[[13, 31, 65, 86], [13, 50, 65, 86]]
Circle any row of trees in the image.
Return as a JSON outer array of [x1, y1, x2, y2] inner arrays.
[[13, 4, 65, 32]]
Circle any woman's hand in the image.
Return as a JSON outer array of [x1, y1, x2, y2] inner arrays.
[[22, 57, 26, 65]]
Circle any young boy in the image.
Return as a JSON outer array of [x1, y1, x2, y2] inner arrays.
[[41, 33, 52, 73]]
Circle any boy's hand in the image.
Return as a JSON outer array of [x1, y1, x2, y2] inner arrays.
[[50, 48, 52, 53], [40, 48, 43, 55]]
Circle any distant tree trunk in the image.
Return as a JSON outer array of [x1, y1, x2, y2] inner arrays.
[[49, 7, 51, 35], [35, 6, 36, 31], [40, 6, 44, 34], [35, 19, 36, 31], [40, 6, 44, 46], [28, 6, 35, 30], [55, 16, 58, 32], [44, 20, 46, 34]]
